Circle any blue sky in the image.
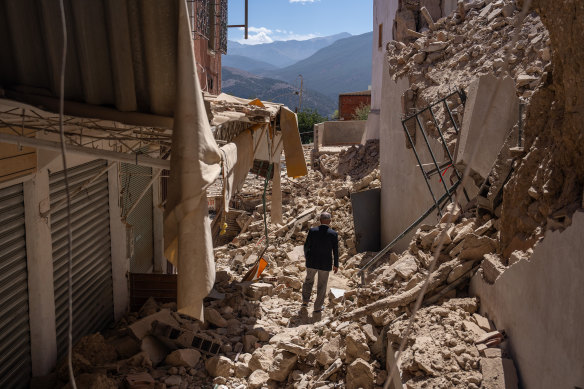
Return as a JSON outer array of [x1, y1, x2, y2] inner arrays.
[[227, 0, 373, 44]]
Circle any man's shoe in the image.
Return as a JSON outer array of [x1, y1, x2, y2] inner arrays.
[[301, 302, 308, 308]]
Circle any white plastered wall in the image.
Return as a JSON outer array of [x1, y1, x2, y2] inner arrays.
[[470, 212, 584, 389], [379, 64, 448, 253], [366, 0, 399, 140]]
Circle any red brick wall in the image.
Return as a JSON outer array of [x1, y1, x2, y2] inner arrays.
[[339, 95, 371, 120], [194, 38, 221, 95]]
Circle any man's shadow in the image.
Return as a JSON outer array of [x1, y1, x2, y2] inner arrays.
[[288, 305, 324, 327]]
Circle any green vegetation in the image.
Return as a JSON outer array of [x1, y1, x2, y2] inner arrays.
[[352, 103, 371, 120], [297, 109, 327, 144]]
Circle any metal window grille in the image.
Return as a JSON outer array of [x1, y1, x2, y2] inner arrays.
[[218, 0, 228, 53], [188, 0, 211, 40], [401, 89, 469, 216], [358, 90, 469, 284], [187, 0, 227, 53]]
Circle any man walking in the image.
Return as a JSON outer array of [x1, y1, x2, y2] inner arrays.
[[302, 212, 339, 313]]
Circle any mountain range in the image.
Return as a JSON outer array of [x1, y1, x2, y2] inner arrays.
[[225, 33, 351, 68], [222, 67, 337, 115], [221, 32, 372, 116]]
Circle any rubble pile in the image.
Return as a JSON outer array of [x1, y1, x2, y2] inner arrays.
[[500, 0, 584, 253], [219, 165, 381, 264], [386, 298, 517, 389], [316, 139, 380, 180], [47, 146, 522, 389], [387, 0, 551, 105]]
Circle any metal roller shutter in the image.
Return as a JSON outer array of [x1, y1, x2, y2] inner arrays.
[[50, 160, 114, 358], [0, 184, 31, 389], [121, 163, 153, 273]]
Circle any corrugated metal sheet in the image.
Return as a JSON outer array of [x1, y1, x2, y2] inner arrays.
[[0, 0, 180, 117], [0, 183, 31, 389], [50, 160, 113, 358], [121, 163, 153, 273]]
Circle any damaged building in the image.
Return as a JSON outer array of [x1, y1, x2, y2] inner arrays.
[[0, 0, 583, 388]]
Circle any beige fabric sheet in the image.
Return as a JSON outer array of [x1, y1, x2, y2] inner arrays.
[[163, 1, 221, 321], [271, 163, 283, 224], [280, 107, 308, 177], [221, 129, 254, 213]]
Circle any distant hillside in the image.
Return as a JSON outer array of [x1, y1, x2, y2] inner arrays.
[[222, 67, 337, 117], [222, 55, 277, 74], [226, 33, 351, 68], [264, 32, 373, 100]]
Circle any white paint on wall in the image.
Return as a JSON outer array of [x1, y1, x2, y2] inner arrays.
[[24, 169, 57, 376], [366, 0, 400, 140]]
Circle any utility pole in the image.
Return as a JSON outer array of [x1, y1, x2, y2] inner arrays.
[[297, 74, 303, 112]]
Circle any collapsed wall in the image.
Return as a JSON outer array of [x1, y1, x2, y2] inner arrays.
[[379, 0, 552, 255], [500, 0, 584, 254]]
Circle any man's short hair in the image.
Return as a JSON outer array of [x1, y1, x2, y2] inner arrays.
[[320, 212, 331, 221]]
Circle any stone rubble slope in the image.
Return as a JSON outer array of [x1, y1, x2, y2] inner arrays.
[[46, 3, 559, 386], [387, 0, 550, 106], [49, 142, 520, 389]]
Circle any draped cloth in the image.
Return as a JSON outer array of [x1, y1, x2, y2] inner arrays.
[[221, 129, 254, 213], [163, 0, 222, 321]]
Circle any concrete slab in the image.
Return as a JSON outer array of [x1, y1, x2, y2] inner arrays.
[[454, 75, 519, 179], [128, 309, 179, 340]]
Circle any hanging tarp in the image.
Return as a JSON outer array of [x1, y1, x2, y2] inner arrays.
[[220, 129, 254, 214], [163, 1, 221, 321], [280, 107, 308, 178]]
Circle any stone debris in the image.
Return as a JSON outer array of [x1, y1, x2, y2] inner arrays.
[[48, 10, 545, 380], [387, 0, 551, 105], [49, 144, 521, 389]]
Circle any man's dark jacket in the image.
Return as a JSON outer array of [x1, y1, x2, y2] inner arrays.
[[304, 224, 339, 271]]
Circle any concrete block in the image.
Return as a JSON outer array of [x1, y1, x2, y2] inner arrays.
[[447, 260, 475, 283], [141, 335, 170, 366], [482, 347, 503, 358], [454, 75, 519, 179], [481, 254, 506, 283], [463, 320, 488, 340], [124, 372, 155, 389], [472, 313, 493, 331], [165, 349, 201, 368], [480, 357, 518, 389], [129, 309, 179, 340], [245, 283, 274, 300]]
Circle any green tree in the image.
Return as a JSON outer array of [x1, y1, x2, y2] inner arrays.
[[297, 108, 327, 144], [352, 103, 371, 120]]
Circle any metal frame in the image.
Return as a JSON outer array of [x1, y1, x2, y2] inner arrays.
[[357, 90, 469, 285], [218, 0, 228, 53], [401, 89, 469, 216], [188, 0, 211, 40], [227, 0, 248, 40]]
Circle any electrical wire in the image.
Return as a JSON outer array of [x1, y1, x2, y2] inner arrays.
[[57, 1, 77, 388]]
